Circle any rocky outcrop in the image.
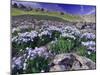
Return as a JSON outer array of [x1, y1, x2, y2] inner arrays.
[[81, 15, 96, 23], [49, 53, 96, 72]]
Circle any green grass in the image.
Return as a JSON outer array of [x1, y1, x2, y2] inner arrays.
[[76, 45, 96, 62], [11, 8, 82, 22], [76, 45, 87, 56], [86, 52, 96, 62], [50, 38, 75, 54], [25, 56, 50, 73]]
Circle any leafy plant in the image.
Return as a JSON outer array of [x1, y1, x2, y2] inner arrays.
[[81, 37, 96, 42], [50, 38, 75, 54], [12, 36, 40, 53], [37, 35, 52, 47], [25, 56, 50, 73], [76, 45, 87, 56], [51, 30, 61, 39], [76, 45, 96, 62], [86, 52, 96, 62], [12, 31, 18, 37]]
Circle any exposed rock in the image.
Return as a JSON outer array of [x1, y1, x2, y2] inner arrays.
[[49, 53, 96, 72], [81, 57, 96, 69], [75, 22, 83, 29], [81, 15, 96, 23], [50, 65, 66, 72]]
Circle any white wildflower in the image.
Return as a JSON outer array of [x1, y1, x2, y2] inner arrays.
[[23, 63, 27, 70], [88, 51, 91, 55], [41, 70, 44, 72], [61, 33, 76, 40], [81, 32, 95, 40], [81, 41, 95, 47]]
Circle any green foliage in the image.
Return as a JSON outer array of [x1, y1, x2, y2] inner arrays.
[[50, 38, 75, 54], [12, 34, 53, 54], [76, 45, 96, 62], [86, 52, 96, 62], [51, 30, 61, 39], [81, 37, 96, 42], [12, 36, 40, 53], [76, 45, 87, 56], [81, 38, 88, 42], [12, 30, 61, 51], [37, 35, 52, 47], [25, 56, 49, 73], [12, 31, 18, 37]]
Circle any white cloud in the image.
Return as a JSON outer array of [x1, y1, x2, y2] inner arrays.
[[27, 2, 41, 8], [80, 5, 84, 13], [86, 9, 95, 15]]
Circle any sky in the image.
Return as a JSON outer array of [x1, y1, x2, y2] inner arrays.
[[12, 1, 96, 15]]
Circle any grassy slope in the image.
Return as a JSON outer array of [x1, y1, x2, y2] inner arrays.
[[11, 8, 82, 22]]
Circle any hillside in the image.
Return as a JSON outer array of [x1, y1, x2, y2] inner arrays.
[[11, 8, 83, 22], [81, 15, 96, 23]]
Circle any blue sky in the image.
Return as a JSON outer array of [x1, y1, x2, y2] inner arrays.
[[12, 1, 96, 15]]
